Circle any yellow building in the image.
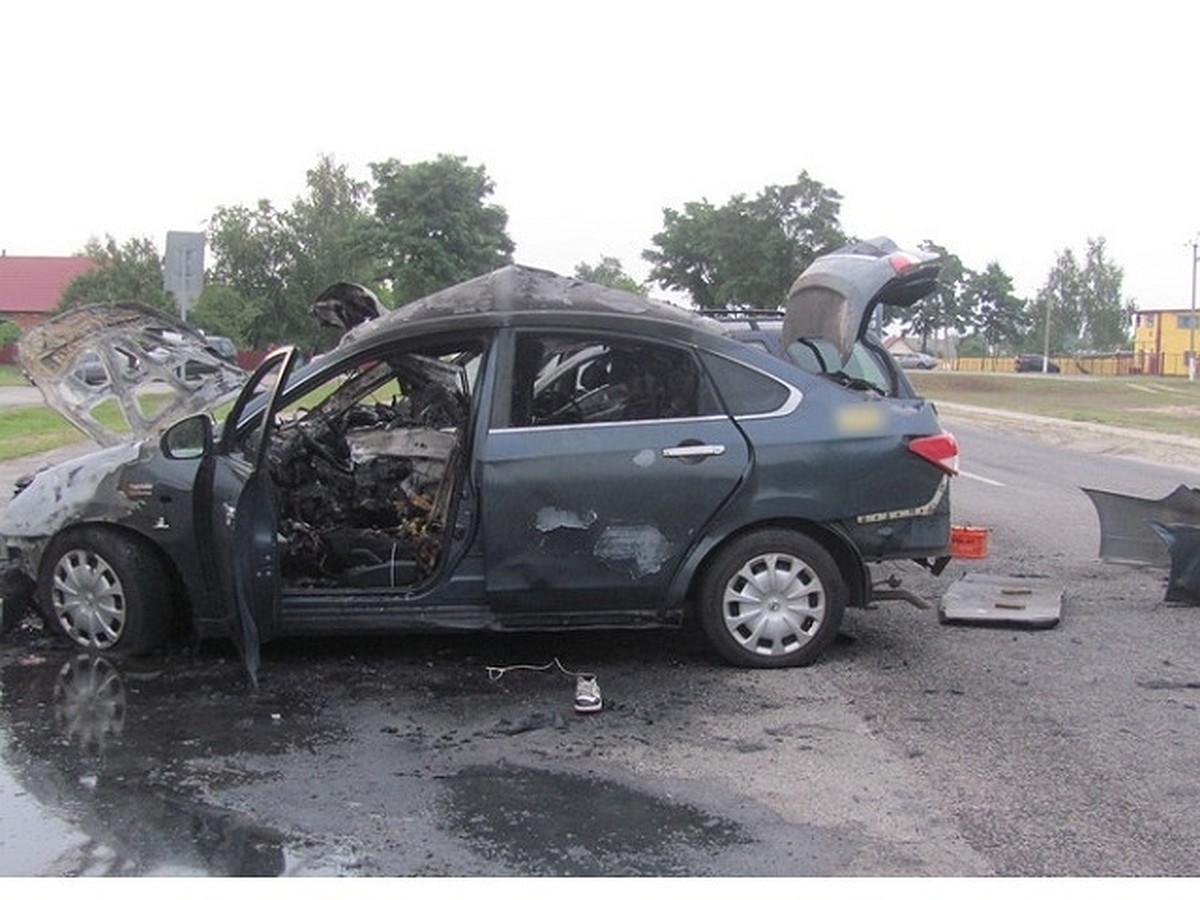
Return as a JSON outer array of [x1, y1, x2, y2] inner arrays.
[[1132, 308, 1199, 376]]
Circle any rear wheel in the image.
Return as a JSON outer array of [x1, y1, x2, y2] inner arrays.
[[39, 527, 173, 655], [699, 529, 846, 668]]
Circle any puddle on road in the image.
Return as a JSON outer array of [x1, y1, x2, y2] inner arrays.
[[0, 647, 346, 876], [441, 763, 750, 876]]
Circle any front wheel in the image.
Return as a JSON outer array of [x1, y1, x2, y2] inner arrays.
[[698, 529, 846, 668], [39, 527, 173, 655]]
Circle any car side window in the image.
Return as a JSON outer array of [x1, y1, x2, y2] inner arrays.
[[701, 353, 792, 415], [510, 333, 716, 427]]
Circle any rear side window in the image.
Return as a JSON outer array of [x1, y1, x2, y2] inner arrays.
[[510, 333, 719, 427], [785, 338, 895, 396], [702, 353, 792, 416]]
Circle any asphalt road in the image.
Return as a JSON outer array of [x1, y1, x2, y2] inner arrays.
[[1, 409, 1198, 876]]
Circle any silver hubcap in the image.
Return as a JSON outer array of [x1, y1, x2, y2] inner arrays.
[[722, 551, 826, 657], [51, 548, 126, 650]]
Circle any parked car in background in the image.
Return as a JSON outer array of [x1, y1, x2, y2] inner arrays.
[[1015, 353, 1061, 373], [892, 350, 938, 370], [1, 241, 958, 674]]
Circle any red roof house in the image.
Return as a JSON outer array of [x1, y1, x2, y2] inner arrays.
[[0, 254, 98, 331]]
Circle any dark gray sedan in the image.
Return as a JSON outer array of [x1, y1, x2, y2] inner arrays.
[[0, 240, 958, 672]]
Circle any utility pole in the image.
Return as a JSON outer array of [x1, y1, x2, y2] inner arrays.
[[1191, 237, 1198, 381], [1041, 287, 1053, 374]]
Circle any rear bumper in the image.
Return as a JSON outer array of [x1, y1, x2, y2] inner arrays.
[[841, 489, 953, 562]]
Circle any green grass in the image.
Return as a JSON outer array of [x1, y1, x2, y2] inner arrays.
[[910, 371, 1200, 439], [0, 406, 94, 459], [0, 393, 180, 461], [0, 364, 29, 387]]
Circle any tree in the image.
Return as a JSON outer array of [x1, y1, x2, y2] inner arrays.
[[963, 262, 1028, 353], [1030, 249, 1083, 355], [206, 155, 377, 348], [643, 173, 845, 309], [206, 200, 294, 347], [1079, 237, 1134, 350], [287, 155, 376, 307], [369, 155, 514, 304], [890, 241, 971, 351], [573, 256, 646, 294], [59, 235, 174, 312], [187, 284, 258, 348], [1030, 239, 1131, 353]]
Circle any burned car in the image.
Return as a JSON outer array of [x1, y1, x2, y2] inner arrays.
[[0, 241, 958, 671]]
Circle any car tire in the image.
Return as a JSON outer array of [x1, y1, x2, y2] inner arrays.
[[39, 527, 173, 655], [698, 529, 846, 668]]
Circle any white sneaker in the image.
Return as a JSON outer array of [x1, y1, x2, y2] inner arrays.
[[574, 674, 602, 713]]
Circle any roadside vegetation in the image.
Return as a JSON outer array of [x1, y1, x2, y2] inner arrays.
[[0, 366, 28, 387], [0, 405, 94, 460], [0, 367, 174, 460], [911, 371, 1200, 440]]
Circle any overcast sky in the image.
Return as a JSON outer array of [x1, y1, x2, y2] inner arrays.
[[3, 1, 1198, 310]]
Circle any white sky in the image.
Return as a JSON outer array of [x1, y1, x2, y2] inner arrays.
[[3, 0, 1198, 310]]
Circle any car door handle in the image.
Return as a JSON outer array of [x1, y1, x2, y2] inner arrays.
[[662, 444, 726, 459]]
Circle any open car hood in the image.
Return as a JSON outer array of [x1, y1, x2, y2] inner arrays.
[[16, 303, 247, 446], [781, 237, 941, 364]]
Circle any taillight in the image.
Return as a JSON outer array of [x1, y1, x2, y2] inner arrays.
[[908, 432, 959, 475]]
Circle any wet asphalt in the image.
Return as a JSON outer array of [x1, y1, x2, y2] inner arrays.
[[1, 625, 947, 876]]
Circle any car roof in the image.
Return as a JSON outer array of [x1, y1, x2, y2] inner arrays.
[[342, 265, 727, 347]]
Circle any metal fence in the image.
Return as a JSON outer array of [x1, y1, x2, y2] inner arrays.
[[950, 353, 1191, 377]]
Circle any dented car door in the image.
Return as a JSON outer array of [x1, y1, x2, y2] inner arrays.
[[479, 330, 751, 620]]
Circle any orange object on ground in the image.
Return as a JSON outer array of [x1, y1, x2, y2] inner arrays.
[[951, 526, 989, 559]]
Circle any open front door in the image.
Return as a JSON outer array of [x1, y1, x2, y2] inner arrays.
[[198, 347, 297, 683]]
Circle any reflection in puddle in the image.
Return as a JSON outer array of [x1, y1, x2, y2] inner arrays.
[[0, 651, 342, 876], [441, 763, 750, 875], [53, 655, 125, 753]]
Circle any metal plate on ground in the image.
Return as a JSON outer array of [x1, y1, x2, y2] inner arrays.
[[1082, 484, 1200, 568], [938, 573, 1062, 628]]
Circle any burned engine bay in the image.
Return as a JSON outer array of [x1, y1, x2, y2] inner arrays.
[[265, 352, 472, 590]]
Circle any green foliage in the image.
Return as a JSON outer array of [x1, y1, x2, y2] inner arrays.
[[207, 155, 377, 349], [1029, 238, 1130, 353], [889, 241, 972, 349], [954, 332, 991, 357], [964, 261, 1028, 353], [0, 318, 21, 345], [288, 156, 377, 306], [59, 235, 174, 312], [573, 257, 646, 294], [1079, 237, 1134, 350], [643, 173, 845, 309], [207, 200, 294, 347], [369, 155, 514, 304], [187, 284, 258, 348]]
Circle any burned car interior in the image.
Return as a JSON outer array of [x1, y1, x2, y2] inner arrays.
[[263, 331, 716, 590], [513, 334, 716, 428], [261, 340, 482, 590]]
